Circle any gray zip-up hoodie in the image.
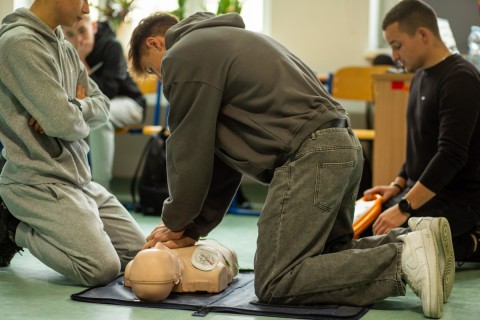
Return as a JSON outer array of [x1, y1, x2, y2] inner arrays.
[[0, 9, 109, 187], [161, 12, 347, 239]]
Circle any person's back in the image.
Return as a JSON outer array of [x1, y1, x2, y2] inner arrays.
[[161, 13, 346, 185]]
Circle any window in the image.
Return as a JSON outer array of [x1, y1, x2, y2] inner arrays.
[[204, 0, 264, 32], [90, 0, 264, 33]]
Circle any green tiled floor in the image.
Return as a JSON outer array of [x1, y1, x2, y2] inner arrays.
[[1, 179, 480, 319]]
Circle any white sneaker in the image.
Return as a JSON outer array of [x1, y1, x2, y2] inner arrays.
[[398, 229, 443, 318], [409, 217, 455, 303]]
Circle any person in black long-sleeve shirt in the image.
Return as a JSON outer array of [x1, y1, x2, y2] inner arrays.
[[63, 16, 146, 189], [365, 0, 480, 263]]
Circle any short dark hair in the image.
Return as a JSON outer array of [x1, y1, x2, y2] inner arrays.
[[382, 0, 440, 38], [128, 12, 179, 80]]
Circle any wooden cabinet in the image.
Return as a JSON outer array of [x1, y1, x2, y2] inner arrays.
[[372, 73, 414, 186]]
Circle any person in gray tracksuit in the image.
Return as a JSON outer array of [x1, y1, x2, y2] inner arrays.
[[0, 0, 145, 286]]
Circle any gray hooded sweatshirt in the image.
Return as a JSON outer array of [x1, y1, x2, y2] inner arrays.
[[161, 12, 347, 239], [0, 9, 109, 187]]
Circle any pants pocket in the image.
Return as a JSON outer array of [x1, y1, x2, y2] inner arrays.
[[314, 160, 357, 212]]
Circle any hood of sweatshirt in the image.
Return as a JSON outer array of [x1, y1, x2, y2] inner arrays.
[[165, 12, 245, 49]]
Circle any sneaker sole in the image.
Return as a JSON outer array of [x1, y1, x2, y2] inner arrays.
[[432, 218, 455, 303], [409, 217, 455, 303]]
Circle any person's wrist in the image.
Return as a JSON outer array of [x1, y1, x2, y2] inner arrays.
[[389, 182, 404, 192], [398, 198, 414, 215], [398, 210, 411, 218]]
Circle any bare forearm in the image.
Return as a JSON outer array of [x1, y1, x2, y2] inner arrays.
[[403, 181, 436, 210]]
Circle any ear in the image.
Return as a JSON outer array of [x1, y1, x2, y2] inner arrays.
[[92, 21, 98, 34], [145, 36, 165, 50], [417, 27, 430, 44]]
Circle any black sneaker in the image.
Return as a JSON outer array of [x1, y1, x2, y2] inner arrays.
[[0, 198, 22, 267]]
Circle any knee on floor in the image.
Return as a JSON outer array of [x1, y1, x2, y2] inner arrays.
[[254, 278, 275, 303], [77, 257, 121, 287]]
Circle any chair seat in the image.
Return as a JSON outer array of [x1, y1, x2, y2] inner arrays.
[[353, 129, 375, 141], [115, 125, 165, 136]]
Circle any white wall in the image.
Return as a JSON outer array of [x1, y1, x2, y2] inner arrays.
[[2, 0, 379, 75], [1, 0, 32, 21], [0, 1, 14, 21], [1, 0, 383, 77], [268, 0, 373, 74]]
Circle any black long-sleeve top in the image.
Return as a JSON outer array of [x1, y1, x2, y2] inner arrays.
[[86, 22, 146, 111], [399, 54, 480, 207]]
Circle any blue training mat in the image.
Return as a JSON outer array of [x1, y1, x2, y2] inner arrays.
[[71, 271, 369, 319]]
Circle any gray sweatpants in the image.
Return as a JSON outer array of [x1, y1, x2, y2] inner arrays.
[[0, 181, 145, 286], [255, 126, 408, 306]]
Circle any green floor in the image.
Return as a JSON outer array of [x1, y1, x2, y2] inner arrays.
[[1, 180, 480, 320]]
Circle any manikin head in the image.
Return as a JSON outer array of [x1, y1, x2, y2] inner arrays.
[[125, 240, 239, 301], [125, 243, 182, 301]]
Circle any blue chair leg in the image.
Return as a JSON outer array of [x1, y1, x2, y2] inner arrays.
[[228, 192, 260, 216]]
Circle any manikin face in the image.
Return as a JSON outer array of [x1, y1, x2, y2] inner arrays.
[[383, 22, 427, 72], [139, 36, 166, 82]]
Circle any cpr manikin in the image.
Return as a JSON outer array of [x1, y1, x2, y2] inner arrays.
[[124, 240, 239, 301]]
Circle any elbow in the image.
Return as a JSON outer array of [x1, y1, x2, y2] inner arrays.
[[438, 145, 468, 168], [445, 151, 468, 169]]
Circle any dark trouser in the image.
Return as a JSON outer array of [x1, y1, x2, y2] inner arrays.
[[384, 189, 480, 261]]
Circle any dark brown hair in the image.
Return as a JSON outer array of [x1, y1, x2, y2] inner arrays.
[[128, 12, 179, 80], [382, 0, 440, 38]]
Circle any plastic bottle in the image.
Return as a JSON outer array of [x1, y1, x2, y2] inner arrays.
[[468, 26, 480, 69]]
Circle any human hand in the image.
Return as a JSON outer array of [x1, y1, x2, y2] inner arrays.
[[144, 223, 195, 249], [364, 185, 398, 203], [76, 85, 87, 100], [28, 116, 45, 134], [372, 205, 409, 235]]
